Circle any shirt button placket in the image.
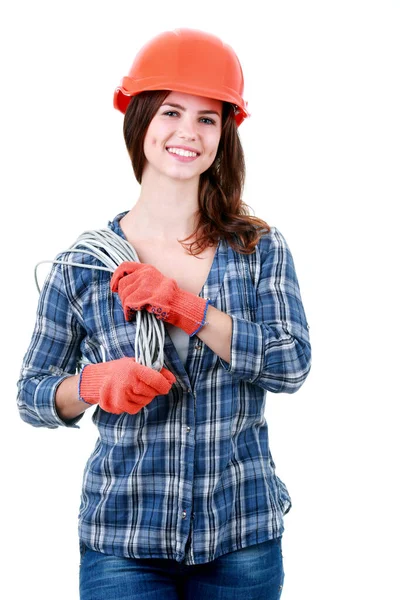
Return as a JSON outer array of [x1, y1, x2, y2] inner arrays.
[[178, 387, 196, 554]]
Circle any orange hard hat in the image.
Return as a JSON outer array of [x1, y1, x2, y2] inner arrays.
[[113, 28, 249, 126]]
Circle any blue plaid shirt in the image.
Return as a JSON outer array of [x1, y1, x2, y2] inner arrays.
[[17, 212, 311, 565]]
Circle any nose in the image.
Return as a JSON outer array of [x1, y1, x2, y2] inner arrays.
[[177, 115, 197, 141]]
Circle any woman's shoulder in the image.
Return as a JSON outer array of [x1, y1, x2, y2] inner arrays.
[[53, 245, 108, 276], [54, 216, 127, 269], [256, 226, 291, 255], [49, 229, 114, 296]]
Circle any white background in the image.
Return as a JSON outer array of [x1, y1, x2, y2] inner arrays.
[[1, 1, 399, 598]]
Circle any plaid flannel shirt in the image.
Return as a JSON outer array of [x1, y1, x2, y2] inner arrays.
[[17, 212, 311, 565]]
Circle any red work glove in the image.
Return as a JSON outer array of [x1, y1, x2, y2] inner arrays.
[[78, 356, 176, 415], [110, 262, 210, 337]]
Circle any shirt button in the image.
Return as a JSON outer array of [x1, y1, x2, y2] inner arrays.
[[195, 344, 202, 350], [182, 510, 187, 519], [186, 426, 191, 433]]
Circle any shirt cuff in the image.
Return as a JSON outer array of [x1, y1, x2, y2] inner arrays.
[[218, 315, 265, 383], [35, 375, 84, 429]]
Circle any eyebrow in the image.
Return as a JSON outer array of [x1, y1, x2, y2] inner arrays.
[[161, 102, 221, 117]]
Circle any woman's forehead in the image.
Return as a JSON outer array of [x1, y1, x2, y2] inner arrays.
[[164, 90, 222, 111]]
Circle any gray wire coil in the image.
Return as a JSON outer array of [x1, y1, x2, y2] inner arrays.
[[34, 229, 166, 372]]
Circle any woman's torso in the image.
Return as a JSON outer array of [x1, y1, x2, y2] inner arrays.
[[63, 215, 295, 564]]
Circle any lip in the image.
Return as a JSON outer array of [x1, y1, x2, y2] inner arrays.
[[165, 145, 201, 155]]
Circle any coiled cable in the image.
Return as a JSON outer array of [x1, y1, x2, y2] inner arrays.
[[34, 228, 166, 371]]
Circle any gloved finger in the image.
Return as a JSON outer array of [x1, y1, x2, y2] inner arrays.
[[160, 367, 177, 386], [126, 382, 172, 414], [117, 276, 155, 305], [110, 261, 143, 292], [130, 377, 162, 398], [117, 265, 169, 299], [117, 282, 149, 317], [124, 394, 158, 415], [132, 362, 176, 395], [151, 370, 176, 395]]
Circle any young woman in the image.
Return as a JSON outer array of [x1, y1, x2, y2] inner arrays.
[[17, 28, 311, 600]]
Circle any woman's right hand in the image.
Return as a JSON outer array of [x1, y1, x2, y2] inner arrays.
[[78, 357, 176, 415]]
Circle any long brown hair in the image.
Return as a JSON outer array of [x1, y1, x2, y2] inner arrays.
[[123, 90, 271, 256]]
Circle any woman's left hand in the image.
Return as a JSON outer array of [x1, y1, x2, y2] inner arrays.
[[111, 262, 177, 321], [110, 262, 210, 336]]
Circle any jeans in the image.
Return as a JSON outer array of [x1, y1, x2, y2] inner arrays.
[[79, 536, 284, 599]]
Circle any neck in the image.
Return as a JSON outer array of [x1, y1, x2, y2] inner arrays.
[[122, 168, 201, 243]]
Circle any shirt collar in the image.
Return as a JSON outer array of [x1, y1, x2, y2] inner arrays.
[[108, 211, 129, 239]]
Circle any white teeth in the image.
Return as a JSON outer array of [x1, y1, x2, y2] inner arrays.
[[167, 147, 198, 158]]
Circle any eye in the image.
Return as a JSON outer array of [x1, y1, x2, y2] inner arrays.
[[162, 111, 216, 124], [199, 117, 216, 125]]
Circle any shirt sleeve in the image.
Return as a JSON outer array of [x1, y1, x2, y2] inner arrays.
[[219, 228, 312, 393], [17, 260, 87, 428]]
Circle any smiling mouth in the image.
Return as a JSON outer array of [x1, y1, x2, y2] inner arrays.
[[166, 148, 200, 162], [166, 147, 200, 158]]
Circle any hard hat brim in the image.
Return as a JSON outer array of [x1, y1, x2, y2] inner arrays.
[[113, 80, 249, 127]]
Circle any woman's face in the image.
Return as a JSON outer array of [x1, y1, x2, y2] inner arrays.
[[142, 91, 223, 183]]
